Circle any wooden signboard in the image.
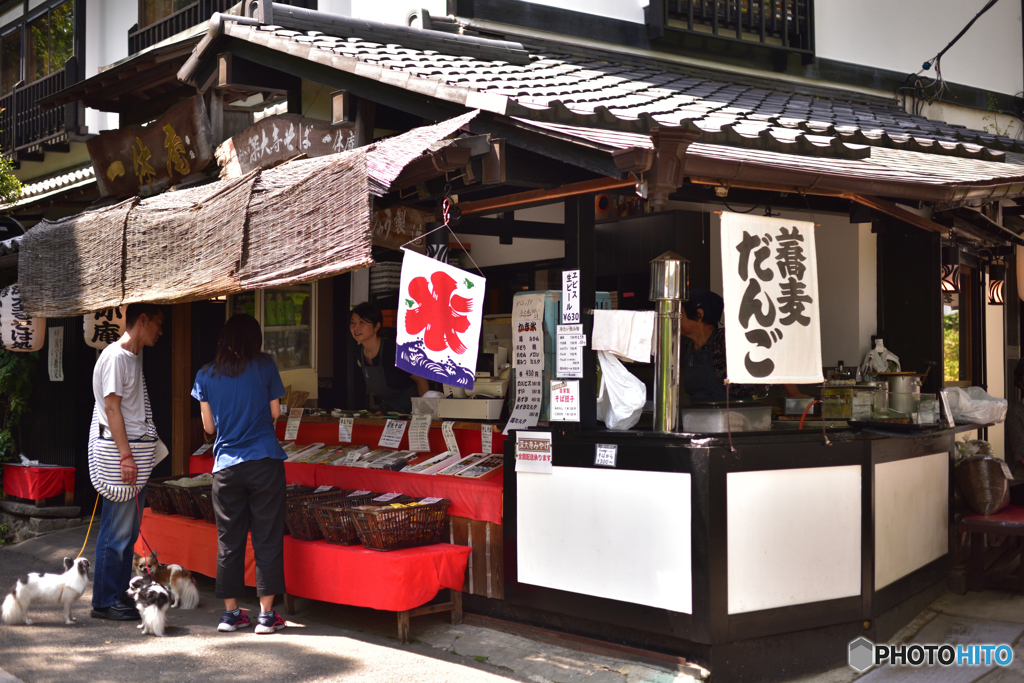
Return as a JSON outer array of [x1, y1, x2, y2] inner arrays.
[[371, 205, 427, 253], [215, 113, 357, 179], [87, 96, 214, 198]]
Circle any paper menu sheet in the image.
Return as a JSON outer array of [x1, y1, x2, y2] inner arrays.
[[408, 414, 432, 452], [505, 293, 545, 435]]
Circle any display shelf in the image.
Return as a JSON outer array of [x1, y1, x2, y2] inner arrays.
[[264, 324, 311, 331]]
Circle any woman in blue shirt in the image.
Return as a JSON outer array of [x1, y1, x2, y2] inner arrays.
[[192, 313, 288, 635]]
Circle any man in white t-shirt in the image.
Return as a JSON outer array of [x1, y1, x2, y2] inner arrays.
[[89, 303, 164, 621]]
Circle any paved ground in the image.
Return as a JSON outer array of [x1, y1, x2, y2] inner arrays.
[[0, 526, 699, 683]]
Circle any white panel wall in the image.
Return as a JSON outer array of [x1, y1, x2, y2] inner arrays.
[[727, 466, 862, 614], [874, 453, 949, 589], [349, 0, 445, 24], [816, 0, 1022, 97], [517, 467, 692, 614], [84, 0, 135, 134]]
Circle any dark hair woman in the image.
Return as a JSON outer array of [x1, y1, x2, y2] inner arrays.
[[350, 301, 429, 414], [191, 313, 288, 634]]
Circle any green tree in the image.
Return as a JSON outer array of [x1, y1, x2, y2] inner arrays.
[[944, 311, 959, 382], [0, 349, 34, 461]]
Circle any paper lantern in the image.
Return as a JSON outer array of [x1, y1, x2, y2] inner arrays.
[[84, 305, 128, 349], [0, 283, 45, 352]]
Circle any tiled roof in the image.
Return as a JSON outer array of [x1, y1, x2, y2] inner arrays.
[[18, 166, 95, 202], [182, 17, 1023, 165]]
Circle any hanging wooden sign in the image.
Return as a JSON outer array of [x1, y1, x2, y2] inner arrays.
[[0, 284, 45, 352], [86, 96, 214, 198], [372, 206, 427, 253], [215, 113, 357, 179]]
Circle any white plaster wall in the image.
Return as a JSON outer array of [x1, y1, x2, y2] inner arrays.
[[874, 453, 949, 589], [518, 466, 692, 614], [318, 0, 353, 17], [815, 0, 1022, 97], [522, 0, 647, 24], [858, 223, 877, 366], [986, 276, 1005, 459], [451, 232, 563, 268], [349, 0, 446, 24], [84, 0, 135, 134], [727, 465, 862, 614]]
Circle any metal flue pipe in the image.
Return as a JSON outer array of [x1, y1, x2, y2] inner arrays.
[[649, 251, 689, 433]]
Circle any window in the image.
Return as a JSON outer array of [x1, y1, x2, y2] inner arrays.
[[139, 0, 193, 31], [1, 29, 20, 96], [25, 0, 73, 83]]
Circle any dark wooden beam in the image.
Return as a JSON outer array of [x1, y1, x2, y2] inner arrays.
[[217, 52, 296, 95], [455, 177, 635, 217], [171, 302, 192, 476]]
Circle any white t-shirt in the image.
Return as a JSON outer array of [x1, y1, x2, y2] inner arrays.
[[92, 342, 148, 439]]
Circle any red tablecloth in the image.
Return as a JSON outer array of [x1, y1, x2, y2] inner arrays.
[[190, 420, 505, 524], [3, 464, 75, 500], [134, 510, 470, 612]]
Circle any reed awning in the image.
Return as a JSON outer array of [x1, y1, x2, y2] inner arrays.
[[18, 111, 477, 318]]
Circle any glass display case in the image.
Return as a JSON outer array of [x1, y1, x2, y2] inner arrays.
[[227, 284, 318, 397]]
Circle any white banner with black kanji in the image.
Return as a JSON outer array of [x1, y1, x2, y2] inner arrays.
[[720, 213, 824, 384]]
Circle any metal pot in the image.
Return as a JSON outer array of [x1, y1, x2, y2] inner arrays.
[[878, 372, 922, 395]]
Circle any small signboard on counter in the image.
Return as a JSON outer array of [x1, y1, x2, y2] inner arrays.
[[284, 407, 304, 441], [515, 431, 553, 474], [595, 443, 617, 467], [549, 380, 580, 422], [556, 324, 585, 379], [442, 421, 460, 456], [408, 414, 432, 452], [378, 419, 408, 449], [481, 424, 494, 454], [337, 416, 354, 443]]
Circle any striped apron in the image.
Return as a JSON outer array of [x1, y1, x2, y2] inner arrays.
[[88, 375, 158, 503]]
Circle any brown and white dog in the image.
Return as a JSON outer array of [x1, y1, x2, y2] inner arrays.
[[132, 553, 198, 609], [1, 557, 91, 625]]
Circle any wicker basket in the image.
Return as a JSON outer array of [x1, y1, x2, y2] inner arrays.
[[165, 483, 207, 520], [349, 499, 451, 552], [310, 493, 376, 545], [146, 477, 178, 515], [955, 456, 1011, 516], [285, 490, 351, 540], [195, 488, 216, 524]]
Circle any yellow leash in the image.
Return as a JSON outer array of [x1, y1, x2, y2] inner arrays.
[[75, 495, 100, 559]]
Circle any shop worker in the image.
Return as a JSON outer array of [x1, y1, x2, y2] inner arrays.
[[350, 301, 429, 414], [680, 289, 770, 403], [89, 303, 165, 621], [192, 314, 288, 634]]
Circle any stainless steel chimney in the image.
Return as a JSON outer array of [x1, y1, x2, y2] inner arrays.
[[650, 251, 689, 433]]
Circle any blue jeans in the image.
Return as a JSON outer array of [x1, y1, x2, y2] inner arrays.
[[92, 487, 146, 609]]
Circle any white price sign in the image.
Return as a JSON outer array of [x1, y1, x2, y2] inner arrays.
[[549, 380, 580, 422], [378, 419, 408, 449], [515, 431, 553, 474], [442, 421, 460, 456], [338, 417, 354, 443], [556, 324, 584, 379], [408, 414, 432, 452], [348, 490, 371, 497], [595, 443, 617, 467], [562, 269, 581, 324], [374, 492, 402, 502], [284, 407, 304, 441], [481, 424, 494, 454]]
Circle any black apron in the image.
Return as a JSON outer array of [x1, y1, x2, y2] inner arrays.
[[358, 346, 418, 414], [684, 340, 727, 404]]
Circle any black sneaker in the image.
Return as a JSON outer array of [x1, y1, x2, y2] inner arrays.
[[255, 610, 286, 634], [91, 604, 141, 621], [218, 609, 252, 632]]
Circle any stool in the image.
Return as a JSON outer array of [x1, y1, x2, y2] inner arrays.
[[961, 505, 1024, 593]]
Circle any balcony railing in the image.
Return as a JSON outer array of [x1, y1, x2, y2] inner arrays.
[[0, 56, 80, 160], [665, 0, 812, 53], [128, 0, 236, 55]]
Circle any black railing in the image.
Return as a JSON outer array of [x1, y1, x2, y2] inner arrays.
[[666, 0, 812, 53], [128, 0, 236, 55], [0, 56, 80, 159]]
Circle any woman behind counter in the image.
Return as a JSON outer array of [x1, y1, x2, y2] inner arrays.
[[351, 302, 429, 414], [680, 289, 773, 403]]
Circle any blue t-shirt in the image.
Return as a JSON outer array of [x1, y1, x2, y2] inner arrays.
[[191, 355, 287, 473]]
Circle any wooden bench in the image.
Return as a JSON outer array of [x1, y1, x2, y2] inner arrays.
[[961, 505, 1024, 593]]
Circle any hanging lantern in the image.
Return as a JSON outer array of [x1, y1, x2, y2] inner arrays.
[[941, 264, 960, 292], [988, 262, 1006, 306], [0, 284, 45, 352], [84, 305, 128, 349]]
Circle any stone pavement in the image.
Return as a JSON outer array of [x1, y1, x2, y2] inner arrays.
[[0, 524, 702, 683]]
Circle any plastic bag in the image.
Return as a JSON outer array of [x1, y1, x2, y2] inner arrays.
[[943, 387, 1008, 425], [596, 351, 645, 430]]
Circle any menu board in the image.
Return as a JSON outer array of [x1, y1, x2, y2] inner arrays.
[[556, 324, 584, 378], [505, 293, 545, 434]]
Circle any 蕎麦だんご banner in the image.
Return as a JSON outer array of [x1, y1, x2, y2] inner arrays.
[[720, 212, 824, 384], [396, 248, 486, 390]]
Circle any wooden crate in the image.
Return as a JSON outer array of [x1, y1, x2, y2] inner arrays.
[[447, 515, 503, 600]]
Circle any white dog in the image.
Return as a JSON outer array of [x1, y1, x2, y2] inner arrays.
[[1, 557, 91, 625], [126, 575, 171, 637]]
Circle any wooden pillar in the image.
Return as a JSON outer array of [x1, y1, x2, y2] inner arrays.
[[354, 98, 376, 147], [565, 195, 597, 430], [171, 303, 192, 476]]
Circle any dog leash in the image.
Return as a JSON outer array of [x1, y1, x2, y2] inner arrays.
[[75, 495, 100, 559]]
